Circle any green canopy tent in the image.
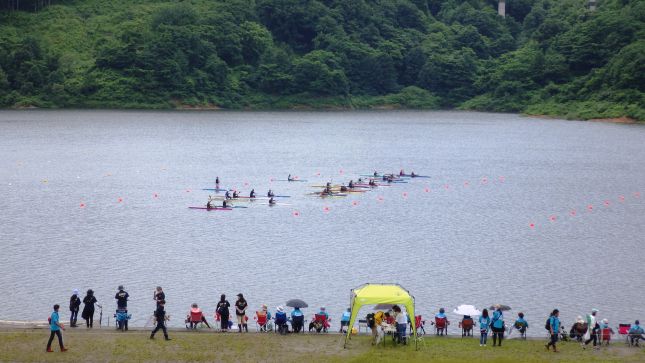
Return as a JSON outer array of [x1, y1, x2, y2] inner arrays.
[[344, 283, 418, 349]]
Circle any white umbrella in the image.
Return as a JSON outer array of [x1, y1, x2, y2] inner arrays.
[[453, 304, 482, 316]]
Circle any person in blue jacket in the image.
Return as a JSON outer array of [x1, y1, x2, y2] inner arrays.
[[479, 309, 491, 346], [291, 307, 304, 333], [491, 305, 505, 346], [628, 320, 645, 346], [46, 304, 67, 352], [340, 308, 351, 333], [546, 309, 560, 352], [514, 312, 528, 338]]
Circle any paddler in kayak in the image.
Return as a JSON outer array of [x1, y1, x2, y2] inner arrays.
[[268, 197, 277, 205], [369, 179, 377, 186], [399, 169, 405, 176], [216, 176, 220, 185], [250, 189, 256, 198], [357, 178, 363, 183], [225, 190, 231, 200], [232, 190, 239, 198], [411, 171, 417, 177], [206, 200, 213, 209], [267, 189, 274, 197], [340, 184, 348, 192], [373, 171, 378, 177], [348, 180, 354, 189], [324, 182, 333, 194], [288, 174, 294, 181], [222, 200, 228, 208]]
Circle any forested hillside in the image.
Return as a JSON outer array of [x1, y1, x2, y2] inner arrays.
[[0, 0, 643, 120]]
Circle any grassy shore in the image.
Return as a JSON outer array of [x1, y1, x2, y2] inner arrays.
[[0, 328, 643, 362]]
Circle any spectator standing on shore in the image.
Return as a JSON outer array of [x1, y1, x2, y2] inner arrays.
[[340, 308, 351, 333], [46, 304, 67, 352], [545, 309, 560, 352], [115, 285, 129, 331], [583, 308, 599, 349], [150, 300, 171, 340], [154, 286, 165, 307], [491, 305, 505, 347], [479, 309, 490, 346], [81, 289, 97, 328], [69, 289, 81, 328], [216, 294, 231, 332], [393, 305, 407, 344], [235, 293, 248, 333]]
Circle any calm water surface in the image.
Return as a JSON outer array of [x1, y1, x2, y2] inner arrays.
[[0, 110, 643, 335]]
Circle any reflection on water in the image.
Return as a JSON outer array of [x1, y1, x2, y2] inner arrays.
[[0, 110, 643, 336]]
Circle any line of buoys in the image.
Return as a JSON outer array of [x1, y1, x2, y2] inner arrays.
[[530, 192, 641, 229]]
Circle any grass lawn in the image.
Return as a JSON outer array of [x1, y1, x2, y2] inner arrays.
[[0, 328, 643, 362]]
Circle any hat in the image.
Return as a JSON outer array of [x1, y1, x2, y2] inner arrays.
[[277, 306, 284, 312], [73, 289, 79, 295], [602, 318, 608, 324], [118, 285, 124, 290], [576, 315, 584, 323], [321, 306, 326, 310], [591, 308, 599, 313]]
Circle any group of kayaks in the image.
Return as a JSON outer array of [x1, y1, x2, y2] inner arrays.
[[190, 176, 291, 211], [189, 170, 428, 211], [309, 170, 428, 198]]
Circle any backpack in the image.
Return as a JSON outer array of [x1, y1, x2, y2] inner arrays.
[[545, 317, 551, 331], [366, 313, 375, 328]]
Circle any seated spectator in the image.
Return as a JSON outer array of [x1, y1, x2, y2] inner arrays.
[[291, 307, 304, 333], [629, 320, 645, 346]]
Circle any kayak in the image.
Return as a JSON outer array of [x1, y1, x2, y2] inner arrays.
[[275, 179, 308, 182], [308, 193, 348, 197], [208, 197, 252, 202], [311, 185, 369, 189], [258, 202, 292, 206], [354, 183, 391, 187], [189, 207, 232, 211], [399, 174, 430, 178]]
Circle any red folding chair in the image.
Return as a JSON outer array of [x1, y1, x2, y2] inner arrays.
[[415, 315, 426, 335], [601, 327, 613, 345], [434, 317, 448, 336], [255, 311, 269, 332], [312, 314, 329, 333], [618, 324, 631, 345]]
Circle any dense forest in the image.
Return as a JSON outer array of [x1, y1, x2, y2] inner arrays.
[[0, 0, 643, 120]]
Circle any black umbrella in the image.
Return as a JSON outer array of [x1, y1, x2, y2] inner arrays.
[[286, 299, 308, 308], [373, 304, 394, 310], [489, 304, 512, 311]]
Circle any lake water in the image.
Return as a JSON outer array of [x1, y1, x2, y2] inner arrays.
[[0, 110, 643, 336]]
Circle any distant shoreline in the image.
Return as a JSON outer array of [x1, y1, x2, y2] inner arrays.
[[2, 106, 642, 124]]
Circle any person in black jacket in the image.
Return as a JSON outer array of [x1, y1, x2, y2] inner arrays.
[[69, 289, 81, 327], [115, 285, 129, 330], [216, 294, 230, 332], [150, 300, 171, 340], [81, 289, 98, 328], [154, 286, 165, 307]]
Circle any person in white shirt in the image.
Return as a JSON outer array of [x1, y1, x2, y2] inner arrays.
[[392, 305, 408, 344]]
